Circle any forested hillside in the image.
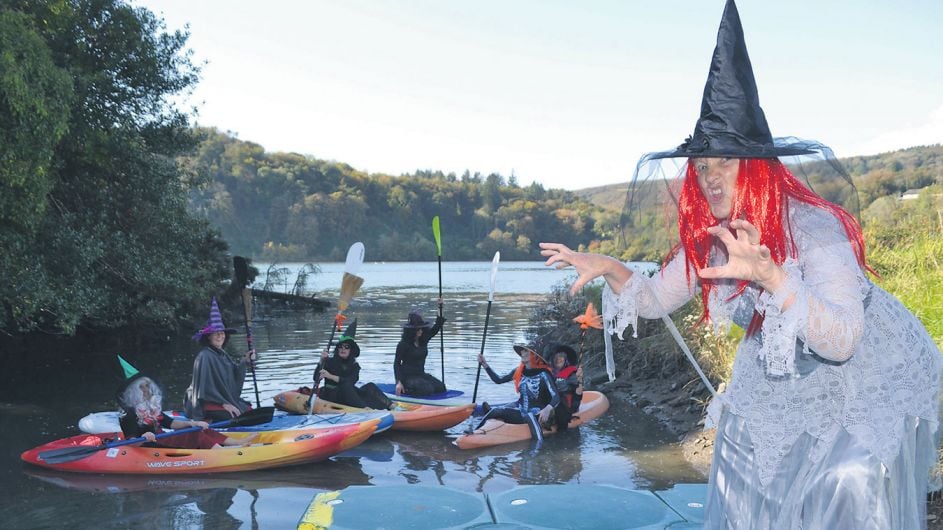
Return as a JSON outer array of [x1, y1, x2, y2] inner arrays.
[[187, 129, 620, 261], [189, 132, 942, 264]]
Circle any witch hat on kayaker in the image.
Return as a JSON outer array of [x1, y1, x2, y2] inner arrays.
[[191, 297, 239, 341], [114, 355, 163, 409], [334, 318, 360, 357], [117, 354, 140, 380]]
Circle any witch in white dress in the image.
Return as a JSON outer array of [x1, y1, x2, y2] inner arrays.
[[540, 1, 941, 528]]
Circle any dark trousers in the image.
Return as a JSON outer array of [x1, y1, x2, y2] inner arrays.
[[402, 373, 446, 396], [323, 382, 392, 410]]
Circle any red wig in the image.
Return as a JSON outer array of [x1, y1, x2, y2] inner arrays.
[[673, 158, 869, 334]]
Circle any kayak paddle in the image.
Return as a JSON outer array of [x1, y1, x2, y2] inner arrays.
[[471, 251, 500, 404], [432, 216, 445, 385], [234, 256, 261, 408], [309, 242, 365, 416], [38, 406, 275, 465]]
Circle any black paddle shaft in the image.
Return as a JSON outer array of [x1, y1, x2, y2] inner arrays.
[[234, 256, 261, 408], [437, 254, 445, 384], [471, 300, 493, 403], [241, 291, 261, 408]]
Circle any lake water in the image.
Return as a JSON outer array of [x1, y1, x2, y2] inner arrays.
[[0, 260, 702, 529]]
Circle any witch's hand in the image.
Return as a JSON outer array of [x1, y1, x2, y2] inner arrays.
[[699, 219, 785, 293], [539, 242, 631, 296]]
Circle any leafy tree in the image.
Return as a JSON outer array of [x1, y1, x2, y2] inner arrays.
[[1, 0, 227, 335]]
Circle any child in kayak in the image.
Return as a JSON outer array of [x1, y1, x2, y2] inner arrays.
[[119, 374, 255, 449], [394, 309, 447, 397], [546, 343, 583, 430], [317, 320, 393, 410], [476, 342, 560, 442]]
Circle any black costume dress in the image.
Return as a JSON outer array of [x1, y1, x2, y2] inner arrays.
[[318, 355, 391, 410], [394, 315, 446, 396]]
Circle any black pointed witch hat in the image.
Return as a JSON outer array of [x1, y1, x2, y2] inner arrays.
[[655, 0, 813, 159], [335, 318, 360, 357]]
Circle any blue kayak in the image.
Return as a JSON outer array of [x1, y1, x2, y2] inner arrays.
[[374, 383, 467, 406], [78, 409, 394, 435]]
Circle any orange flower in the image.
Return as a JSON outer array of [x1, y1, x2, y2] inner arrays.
[[573, 302, 603, 330]]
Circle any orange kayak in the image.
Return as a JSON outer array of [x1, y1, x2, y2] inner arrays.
[[453, 391, 609, 449], [21, 419, 378, 474], [274, 390, 474, 432]]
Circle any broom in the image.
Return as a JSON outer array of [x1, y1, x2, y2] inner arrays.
[[309, 242, 365, 416]]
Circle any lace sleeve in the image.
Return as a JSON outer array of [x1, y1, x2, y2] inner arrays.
[[755, 204, 868, 375], [602, 251, 697, 340]]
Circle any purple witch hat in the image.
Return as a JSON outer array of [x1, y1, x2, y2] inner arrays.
[[191, 297, 239, 341]]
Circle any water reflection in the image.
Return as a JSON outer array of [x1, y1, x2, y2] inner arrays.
[[4, 261, 701, 528]]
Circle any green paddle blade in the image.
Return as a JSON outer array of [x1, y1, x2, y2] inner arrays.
[[432, 216, 442, 256]]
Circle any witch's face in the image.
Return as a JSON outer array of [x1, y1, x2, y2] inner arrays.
[[138, 380, 153, 400], [693, 157, 739, 219], [209, 330, 226, 348], [337, 342, 352, 359]]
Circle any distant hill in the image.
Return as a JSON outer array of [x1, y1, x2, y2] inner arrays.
[[187, 131, 941, 263], [572, 144, 943, 216], [572, 183, 626, 213]]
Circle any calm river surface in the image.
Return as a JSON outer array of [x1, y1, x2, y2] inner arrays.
[[0, 261, 703, 529]]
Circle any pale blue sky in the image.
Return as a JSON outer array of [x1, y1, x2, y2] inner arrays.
[[138, 0, 942, 190]]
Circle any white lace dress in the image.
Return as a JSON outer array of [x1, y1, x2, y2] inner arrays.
[[603, 201, 941, 529]]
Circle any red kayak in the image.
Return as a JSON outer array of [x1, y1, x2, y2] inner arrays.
[[21, 420, 378, 474]]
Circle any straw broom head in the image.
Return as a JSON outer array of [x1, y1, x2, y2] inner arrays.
[[337, 272, 364, 312]]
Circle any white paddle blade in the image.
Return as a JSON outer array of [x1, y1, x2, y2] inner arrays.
[[488, 251, 500, 302], [345, 242, 365, 275]]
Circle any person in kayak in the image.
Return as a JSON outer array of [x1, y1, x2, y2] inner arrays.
[[546, 342, 583, 430], [184, 297, 256, 422], [119, 374, 255, 449], [394, 308, 446, 396], [475, 342, 560, 442], [317, 320, 393, 410]]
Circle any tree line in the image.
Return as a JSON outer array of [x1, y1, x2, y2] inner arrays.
[[187, 128, 608, 262], [2, 0, 939, 340]]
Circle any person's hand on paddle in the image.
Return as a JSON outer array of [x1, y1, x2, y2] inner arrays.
[[222, 403, 242, 417], [141, 431, 157, 443], [395, 381, 404, 395], [477, 353, 489, 369], [539, 242, 633, 295], [244, 349, 257, 368], [320, 348, 329, 361], [319, 368, 337, 383]]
